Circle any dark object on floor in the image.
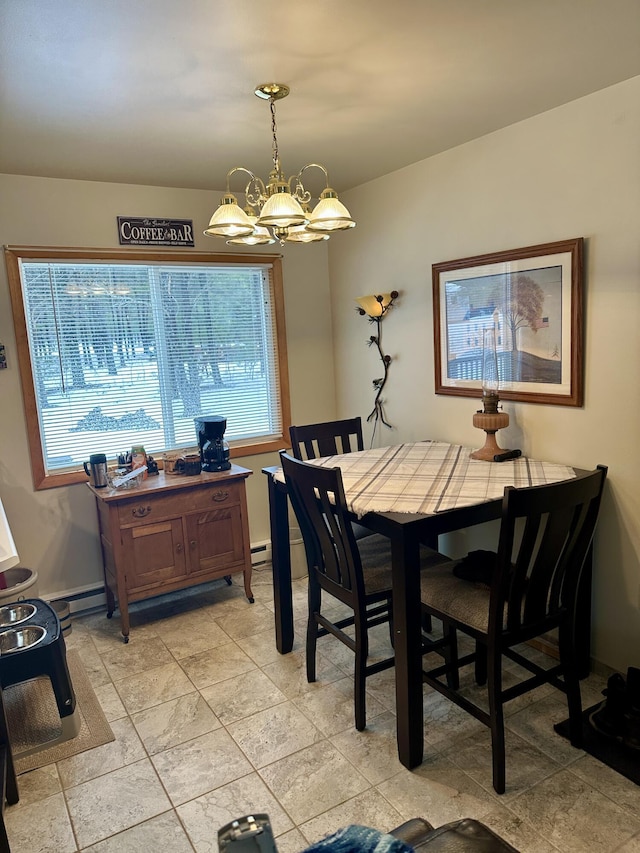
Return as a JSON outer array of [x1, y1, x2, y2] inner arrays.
[[590, 672, 628, 739], [0, 599, 78, 745], [391, 817, 519, 852], [588, 667, 640, 751], [452, 549, 497, 586], [0, 685, 19, 853], [555, 703, 640, 786], [419, 465, 608, 793]]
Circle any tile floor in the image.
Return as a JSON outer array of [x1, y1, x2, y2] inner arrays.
[[5, 565, 640, 852]]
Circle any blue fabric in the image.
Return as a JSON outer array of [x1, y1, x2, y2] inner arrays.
[[302, 825, 414, 853]]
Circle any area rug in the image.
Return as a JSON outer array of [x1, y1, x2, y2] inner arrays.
[[3, 648, 115, 774], [555, 704, 640, 786]]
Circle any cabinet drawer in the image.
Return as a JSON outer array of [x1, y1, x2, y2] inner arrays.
[[117, 481, 243, 527]]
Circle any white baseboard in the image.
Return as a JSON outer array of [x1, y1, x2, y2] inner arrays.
[[251, 539, 272, 567]]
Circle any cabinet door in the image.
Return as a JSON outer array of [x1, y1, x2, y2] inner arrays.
[[185, 505, 246, 576], [122, 518, 187, 592]]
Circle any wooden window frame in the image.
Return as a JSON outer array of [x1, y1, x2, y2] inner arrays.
[[4, 246, 291, 490]]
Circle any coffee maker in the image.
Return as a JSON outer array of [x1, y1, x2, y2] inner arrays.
[[194, 415, 231, 472]]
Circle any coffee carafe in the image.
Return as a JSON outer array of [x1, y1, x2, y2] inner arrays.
[[83, 453, 108, 488], [194, 416, 231, 472]]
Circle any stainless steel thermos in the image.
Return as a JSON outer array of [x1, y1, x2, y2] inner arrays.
[[84, 453, 108, 488]]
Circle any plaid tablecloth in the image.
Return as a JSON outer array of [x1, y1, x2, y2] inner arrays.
[[276, 441, 576, 518]]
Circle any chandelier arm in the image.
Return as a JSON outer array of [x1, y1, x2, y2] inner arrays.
[[225, 167, 267, 209], [288, 163, 330, 204]]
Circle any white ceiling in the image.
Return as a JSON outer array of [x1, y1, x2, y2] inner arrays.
[[2, 0, 639, 195]]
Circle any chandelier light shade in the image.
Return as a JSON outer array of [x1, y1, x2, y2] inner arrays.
[[205, 83, 356, 246], [203, 193, 254, 238], [225, 209, 276, 246]]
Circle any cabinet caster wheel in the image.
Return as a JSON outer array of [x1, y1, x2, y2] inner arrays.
[[106, 612, 113, 619], [123, 635, 129, 644], [248, 597, 255, 604], [224, 575, 232, 586]]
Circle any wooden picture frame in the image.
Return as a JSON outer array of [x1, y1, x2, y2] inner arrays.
[[432, 238, 584, 406]]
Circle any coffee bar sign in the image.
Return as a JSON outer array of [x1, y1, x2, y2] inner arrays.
[[117, 216, 195, 247]]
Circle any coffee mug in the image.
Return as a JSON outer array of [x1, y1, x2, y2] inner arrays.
[[177, 454, 201, 476], [83, 453, 108, 488]]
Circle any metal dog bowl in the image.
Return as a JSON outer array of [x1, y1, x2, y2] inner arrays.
[[0, 624, 47, 654], [0, 602, 37, 628]]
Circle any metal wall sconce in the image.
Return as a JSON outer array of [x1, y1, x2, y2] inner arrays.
[[356, 291, 399, 441]]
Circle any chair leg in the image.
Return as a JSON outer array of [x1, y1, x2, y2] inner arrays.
[[487, 645, 506, 795], [475, 640, 487, 686], [354, 615, 369, 731], [387, 596, 395, 649], [421, 612, 433, 634], [442, 622, 459, 690], [306, 617, 318, 684], [306, 583, 321, 683], [559, 624, 583, 747]]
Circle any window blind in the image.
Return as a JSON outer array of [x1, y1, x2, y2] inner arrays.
[[18, 258, 283, 474]]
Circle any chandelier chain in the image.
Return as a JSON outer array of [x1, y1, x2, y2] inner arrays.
[[270, 98, 280, 173]]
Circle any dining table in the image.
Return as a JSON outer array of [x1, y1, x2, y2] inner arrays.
[[262, 440, 586, 770]]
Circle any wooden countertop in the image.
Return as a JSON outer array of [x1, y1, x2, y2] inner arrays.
[[87, 464, 252, 502]]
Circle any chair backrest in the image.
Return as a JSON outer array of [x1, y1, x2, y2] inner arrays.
[[491, 465, 607, 636], [280, 451, 365, 605], [289, 417, 364, 461]]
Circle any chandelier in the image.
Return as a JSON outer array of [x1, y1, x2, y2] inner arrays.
[[203, 83, 356, 247]]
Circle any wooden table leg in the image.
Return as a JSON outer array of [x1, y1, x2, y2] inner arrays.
[[266, 473, 294, 654], [391, 528, 424, 769]]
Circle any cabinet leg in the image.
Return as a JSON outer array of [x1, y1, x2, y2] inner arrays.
[[105, 583, 116, 619], [119, 599, 131, 642], [243, 566, 254, 604], [224, 575, 232, 586]]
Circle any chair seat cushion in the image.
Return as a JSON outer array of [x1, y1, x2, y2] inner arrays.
[[420, 560, 493, 634], [358, 535, 451, 595]]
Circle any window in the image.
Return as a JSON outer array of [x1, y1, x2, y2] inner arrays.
[[5, 247, 291, 490]]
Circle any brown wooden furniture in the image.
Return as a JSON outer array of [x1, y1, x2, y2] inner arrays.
[[289, 417, 373, 542], [289, 417, 364, 460], [264, 447, 593, 772], [419, 465, 607, 793], [280, 452, 453, 731], [89, 465, 253, 642]]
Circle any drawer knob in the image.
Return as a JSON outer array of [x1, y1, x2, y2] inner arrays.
[[212, 490, 229, 502], [132, 505, 152, 518], [176, 542, 183, 553]]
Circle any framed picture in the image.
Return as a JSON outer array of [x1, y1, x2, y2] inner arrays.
[[432, 238, 584, 406]]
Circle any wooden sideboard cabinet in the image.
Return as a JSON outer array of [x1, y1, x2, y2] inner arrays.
[[88, 465, 253, 642]]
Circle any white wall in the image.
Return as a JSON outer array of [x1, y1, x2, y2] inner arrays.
[[329, 77, 640, 673], [0, 175, 336, 597]]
